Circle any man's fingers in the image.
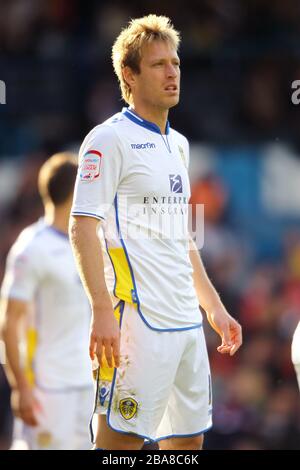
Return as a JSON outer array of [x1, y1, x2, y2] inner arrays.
[[229, 339, 241, 355], [217, 321, 242, 355], [230, 333, 242, 355], [94, 338, 104, 367], [221, 323, 232, 347], [95, 344, 104, 368], [89, 335, 96, 360], [229, 344, 239, 356], [217, 344, 231, 354], [21, 408, 38, 426], [104, 340, 113, 368], [112, 337, 120, 368], [92, 333, 121, 369], [34, 397, 43, 414], [229, 322, 242, 355]]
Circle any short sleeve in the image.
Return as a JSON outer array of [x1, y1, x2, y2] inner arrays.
[[1, 244, 42, 302], [71, 125, 124, 221]]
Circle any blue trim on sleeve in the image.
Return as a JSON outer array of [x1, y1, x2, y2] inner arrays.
[[71, 211, 105, 221], [45, 225, 69, 240], [113, 195, 202, 333]]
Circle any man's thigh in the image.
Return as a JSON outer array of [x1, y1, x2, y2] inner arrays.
[[159, 434, 204, 450], [95, 415, 144, 450]]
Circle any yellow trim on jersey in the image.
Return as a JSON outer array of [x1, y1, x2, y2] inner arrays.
[[108, 247, 135, 303], [25, 328, 37, 386], [99, 302, 122, 382]]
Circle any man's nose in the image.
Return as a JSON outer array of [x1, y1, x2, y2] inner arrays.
[[166, 63, 178, 78]]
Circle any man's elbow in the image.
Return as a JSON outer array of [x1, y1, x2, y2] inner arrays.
[[0, 300, 8, 337], [1, 322, 9, 344], [69, 215, 100, 244], [69, 215, 78, 240], [1, 299, 28, 336], [1, 311, 12, 343]]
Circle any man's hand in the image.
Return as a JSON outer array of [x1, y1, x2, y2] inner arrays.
[[89, 307, 121, 369], [206, 306, 242, 356], [15, 385, 41, 426]]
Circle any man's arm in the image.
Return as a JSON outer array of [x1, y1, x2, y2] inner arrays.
[[189, 237, 242, 355], [1, 298, 40, 425], [69, 215, 120, 368]]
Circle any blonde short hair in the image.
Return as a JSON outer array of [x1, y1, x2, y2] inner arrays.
[[112, 14, 180, 104]]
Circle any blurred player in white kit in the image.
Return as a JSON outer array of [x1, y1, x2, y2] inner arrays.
[[292, 321, 300, 390], [1, 153, 93, 450]]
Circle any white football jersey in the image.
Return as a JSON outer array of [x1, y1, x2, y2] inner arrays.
[[1, 219, 92, 390], [292, 321, 300, 366], [71, 107, 201, 331]]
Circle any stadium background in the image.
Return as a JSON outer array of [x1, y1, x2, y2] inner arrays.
[[1, 0, 300, 449]]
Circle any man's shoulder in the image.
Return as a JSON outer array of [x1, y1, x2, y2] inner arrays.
[[85, 112, 129, 140], [10, 220, 47, 259], [103, 111, 128, 128], [79, 112, 133, 160], [170, 127, 189, 147]]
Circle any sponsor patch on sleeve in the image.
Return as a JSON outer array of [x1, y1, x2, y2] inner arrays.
[[80, 150, 102, 181]]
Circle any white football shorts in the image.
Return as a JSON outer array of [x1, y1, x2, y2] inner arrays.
[[93, 300, 213, 442], [24, 385, 94, 450]]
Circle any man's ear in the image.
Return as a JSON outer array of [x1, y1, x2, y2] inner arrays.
[[122, 66, 136, 90]]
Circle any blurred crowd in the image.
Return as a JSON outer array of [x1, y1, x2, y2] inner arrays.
[[0, 0, 300, 450], [1, 0, 300, 156], [191, 175, 300, 449], [0, 157, 299, 450]]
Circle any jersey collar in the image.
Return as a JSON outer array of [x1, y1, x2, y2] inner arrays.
[[45, 224, 69, 240], [122, 107, 170, 135]]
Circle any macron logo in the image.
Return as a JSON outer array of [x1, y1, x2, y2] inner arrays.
[[131, 142, 156, 150]]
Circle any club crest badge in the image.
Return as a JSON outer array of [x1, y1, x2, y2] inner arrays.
[[119, 397, 138, 420], [37, 431, 52, 448]]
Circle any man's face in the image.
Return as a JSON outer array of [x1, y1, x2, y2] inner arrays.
[[130, 39, 180, 110]]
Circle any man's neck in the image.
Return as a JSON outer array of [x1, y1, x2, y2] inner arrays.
[[130, 103, 169, 135], [44, 204, 69, 235]]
